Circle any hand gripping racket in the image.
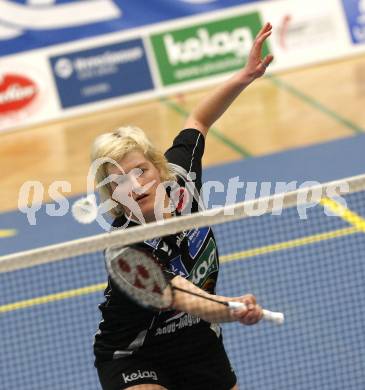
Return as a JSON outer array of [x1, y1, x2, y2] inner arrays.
[[106, 246, 284, 325]]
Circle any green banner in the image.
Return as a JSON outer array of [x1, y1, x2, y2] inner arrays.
[[150, 11, 267, 86]]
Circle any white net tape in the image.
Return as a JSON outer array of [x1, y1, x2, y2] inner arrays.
[[1, 173, 365, 273]]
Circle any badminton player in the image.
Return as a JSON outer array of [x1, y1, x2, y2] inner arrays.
[[93, 23, 274, 390]]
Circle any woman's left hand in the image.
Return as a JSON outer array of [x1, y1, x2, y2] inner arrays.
[[242, 22, 274, 82]]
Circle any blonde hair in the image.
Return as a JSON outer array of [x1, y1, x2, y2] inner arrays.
[[91, 126, 176, 217]]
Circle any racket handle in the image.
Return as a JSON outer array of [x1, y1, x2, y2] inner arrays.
[[227, 301, 247, 310], [227, 302, 284, 325], [262, 309, 285, 325]]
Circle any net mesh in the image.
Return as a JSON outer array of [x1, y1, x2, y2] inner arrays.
[[1, 174, 365, 390]]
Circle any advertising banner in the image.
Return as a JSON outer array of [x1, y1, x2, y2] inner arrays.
[[150, 11, 268, 86], [341, 0, 365, 44], [50, 39, 154, 108], [1, 0, 365, 133], [0, 58, 58, 130], [260, 0, 350, 68], [0, 0, 260, 56]]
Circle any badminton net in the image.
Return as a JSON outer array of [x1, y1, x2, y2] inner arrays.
[[1, 174, 365, 390]]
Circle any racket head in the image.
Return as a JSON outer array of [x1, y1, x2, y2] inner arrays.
[[106, 246, 173, 310]]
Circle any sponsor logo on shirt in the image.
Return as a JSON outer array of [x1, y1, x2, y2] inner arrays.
[[144, 237, 161, 250], [189, 238, 218, 287], [175, 229, 189, 247], [122, 370, 158, 384], [169, 255, 189, 277], [187, 226, 210, 258], [155, 313, 201, 335]]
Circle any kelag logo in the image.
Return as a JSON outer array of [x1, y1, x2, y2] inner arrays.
[[49, 39, 154, 108], [150, 12, 267, 86], [341, 0, 365, 44]]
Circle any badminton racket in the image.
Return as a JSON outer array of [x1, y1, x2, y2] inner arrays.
[[106, 246, 284, 325]]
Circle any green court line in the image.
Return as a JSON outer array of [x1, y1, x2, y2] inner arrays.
[[268, 75, 364, 134], [160, 96, 252, 158], [1, 225, 361, 314]]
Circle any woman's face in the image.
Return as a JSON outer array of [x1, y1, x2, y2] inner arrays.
[[106, 150, 166, 222]]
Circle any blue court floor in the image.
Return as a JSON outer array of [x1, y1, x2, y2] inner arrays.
[[1, 134, 365, 390]]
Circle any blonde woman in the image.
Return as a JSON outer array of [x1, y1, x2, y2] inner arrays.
[[93, 23, 273, 390]]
